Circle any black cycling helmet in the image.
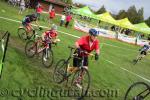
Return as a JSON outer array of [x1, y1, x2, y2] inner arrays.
[[31, 14, 37, 21], [89, 28, 99, 36]]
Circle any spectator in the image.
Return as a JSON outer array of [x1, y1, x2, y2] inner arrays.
[[17, 0, 20, 6], [111, 25, 115, 31], [125, 29, 131, 35], [141, 34, 145, 38], [60, 12, 66, 26], [49, 8, 55, 19], [65, 13, 72, 28], [18, 0, 25, 14], [25, 0, 30, 12], [49, 8, 55, 24], [36, 4, 43, 20]]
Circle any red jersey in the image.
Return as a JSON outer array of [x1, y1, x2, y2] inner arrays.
[[44, 30, 57, 38], [77, 35, 99, 53], [36, 7, 43, 13], [49, 10, 55, 18], [66, 15, 72, 22]]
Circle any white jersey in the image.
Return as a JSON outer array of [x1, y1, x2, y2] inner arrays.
[[61, 15, 65, 21]]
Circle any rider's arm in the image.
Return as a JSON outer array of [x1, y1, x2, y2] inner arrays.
[[41, 32, 46, 41], [75, 37, 84, 49], [75, 42, 80, 48], [95, 41, 100, 60], [95, 40, 100, 54], [96, 49, 100, 55]]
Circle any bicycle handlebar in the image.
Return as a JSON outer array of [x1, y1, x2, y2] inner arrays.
[[68, 46, 94, 57], [68, 46, 76, 49]]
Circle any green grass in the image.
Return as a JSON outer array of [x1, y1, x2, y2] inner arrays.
[[0, 1, 150, 100]]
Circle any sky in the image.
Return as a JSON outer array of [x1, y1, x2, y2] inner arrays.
[[73, 0, 150, 19]]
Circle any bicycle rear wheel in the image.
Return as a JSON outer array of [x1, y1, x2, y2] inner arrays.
[[53, 59, 68, 84], [124, 82, 150, 100], [42, 49, 54, 68], [25, 40, 37, 58], [71, 68, 90, 99], [18, 28, 27, 40]]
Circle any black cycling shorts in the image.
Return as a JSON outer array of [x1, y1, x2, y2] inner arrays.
[[73, 56, 88, 67], [140, 51, 147, 55]]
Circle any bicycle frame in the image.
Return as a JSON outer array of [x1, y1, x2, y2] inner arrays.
[[63, 47, 89, 79], [137, 88, 150, 99], [36, 40, 49, 54]]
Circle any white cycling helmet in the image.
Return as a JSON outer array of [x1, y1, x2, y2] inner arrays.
[[51, 24, 57, 30]]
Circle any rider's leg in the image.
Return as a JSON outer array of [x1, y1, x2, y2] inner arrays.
[[67, 57, 81, 74], [26, 23, 32, 33], [75, 57, 88, 86]]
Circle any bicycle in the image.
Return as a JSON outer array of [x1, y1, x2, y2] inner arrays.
[[25, 37, 54, 68], [17, 26, 42, 41], [53, 46, 94, 98], [124, 82, 150, 100], [133, 50, 150, 65]]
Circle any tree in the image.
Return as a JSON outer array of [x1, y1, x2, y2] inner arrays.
[[127, 5, 138, 24], [95, 5, 106, 14], [116, 6, 144, 24], [145, 17, 150, 27], [116, 10, 127, 20], [63, 0, 72, 5], [137, 7, 144, 23]]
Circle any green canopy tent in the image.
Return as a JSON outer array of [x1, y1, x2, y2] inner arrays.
[[71, 6, 96, 19], [134, 23, 150, 34], [71, 7, 150, 34], [95, 12, 119, 26], [134, 22, 149, 28], [116, 18, 137, 31]]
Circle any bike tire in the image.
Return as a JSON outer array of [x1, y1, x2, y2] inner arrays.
[[42, 49, 54, 68], [71, 68, 90, 99], [18, 28, 27, 40], [53, 59, 68, 84], [124, 82, 150, 100], [25, 40, 37, 58], [133, 59, 138, 65]]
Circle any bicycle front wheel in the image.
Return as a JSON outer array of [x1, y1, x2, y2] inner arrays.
[[53, 59, 68, 84], [42, 49, 54, 68], [133, 59, 138, 65], [124, 82, 150, 100], [71, 68, 90, 99], [25, 40, 37, 58], [18, 28, 27, 40]]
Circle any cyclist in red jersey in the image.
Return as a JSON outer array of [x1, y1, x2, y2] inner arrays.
[[42, 24, 60, 48], [67, 28, 100, 73], [67, 28, 100, 88]]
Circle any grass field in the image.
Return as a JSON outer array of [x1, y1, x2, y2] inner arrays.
[[0, 1, 150, 100]]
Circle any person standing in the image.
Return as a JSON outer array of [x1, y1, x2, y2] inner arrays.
[[49, 8, 56, 24], [18, 0, 25, 14], [65, 13, 72, 28], [36, 4, 43, 20], [60, 13, 66, 26]]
